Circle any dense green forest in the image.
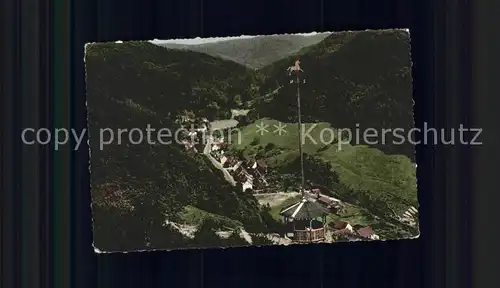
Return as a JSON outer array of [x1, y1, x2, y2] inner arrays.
[[85, 30, 417, 251], [86, 43, 278, 251], [88, 96, 277, 251], [85, 41, 260, 120], [252, 30, 415, 159]]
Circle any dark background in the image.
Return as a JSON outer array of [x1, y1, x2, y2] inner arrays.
[[2, 0, 498, 287]]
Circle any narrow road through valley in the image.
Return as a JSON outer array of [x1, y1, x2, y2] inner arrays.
[[203, 134, 236, 186]]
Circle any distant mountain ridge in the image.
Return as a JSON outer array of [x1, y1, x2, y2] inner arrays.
[[88, 31, 414, 159], [153, 33, 331, 69], [92, 31, 414, 159]]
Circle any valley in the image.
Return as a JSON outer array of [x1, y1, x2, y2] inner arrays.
[[85, 30, 418, 251]]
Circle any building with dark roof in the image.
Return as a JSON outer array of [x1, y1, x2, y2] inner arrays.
[[311, 188, 321, 195], [279, 198, 329, 243]]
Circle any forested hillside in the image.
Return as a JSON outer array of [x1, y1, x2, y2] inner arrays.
[[85, 42, 273, 251], [85, 42, 257, 120], [252, 30, 415, 160]]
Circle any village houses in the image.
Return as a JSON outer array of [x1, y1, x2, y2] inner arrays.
[[177, 112, 271, 193]]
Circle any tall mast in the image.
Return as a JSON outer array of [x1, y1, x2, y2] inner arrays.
[[296, 73, 305, 199], [288, 59, 306, 199]]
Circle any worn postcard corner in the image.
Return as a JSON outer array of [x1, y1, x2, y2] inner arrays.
[[85, 29, 419, 253]]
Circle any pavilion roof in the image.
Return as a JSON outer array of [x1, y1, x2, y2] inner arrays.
[[279, 198, 329, 220]]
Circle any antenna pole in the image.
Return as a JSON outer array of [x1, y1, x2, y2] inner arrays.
[[296, 73, 305, 199], [288, 61, 306, 199]]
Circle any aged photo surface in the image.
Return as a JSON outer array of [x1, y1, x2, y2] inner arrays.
[[85, 30, 418, 252]]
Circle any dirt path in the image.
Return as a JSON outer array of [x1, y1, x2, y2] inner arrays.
[[201, 120, 241, 186]]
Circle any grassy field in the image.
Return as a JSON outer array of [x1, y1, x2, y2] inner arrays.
[[317, 145, 417, 208], [231, 118, 418, 215], [233, 118, 334, 154], [326, 204, 372, 226]]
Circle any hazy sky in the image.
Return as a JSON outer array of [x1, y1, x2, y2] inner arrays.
[[149, 32, 328, 45]]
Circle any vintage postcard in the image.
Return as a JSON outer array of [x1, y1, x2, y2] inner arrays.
[[85, 29, 418, 253]]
